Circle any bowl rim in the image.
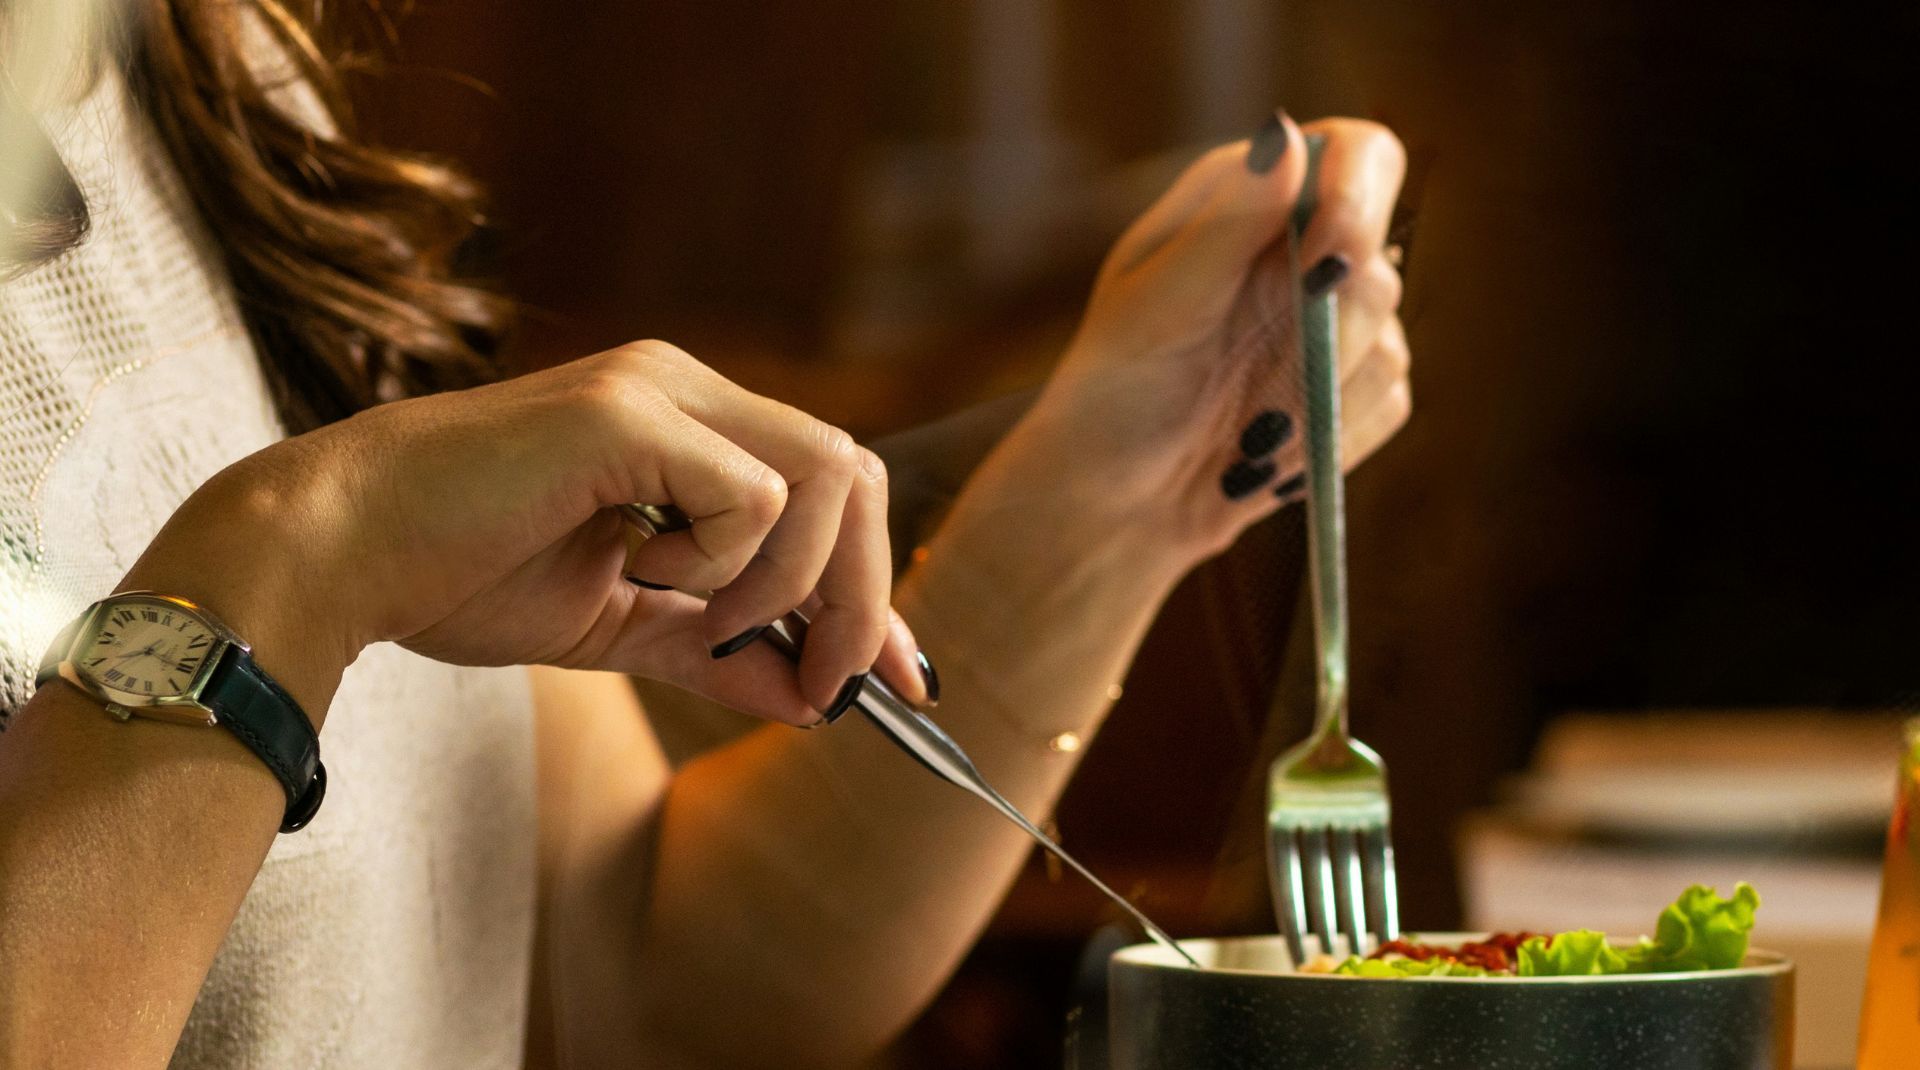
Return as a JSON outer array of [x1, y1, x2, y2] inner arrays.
[[1112, 932, 1793, 983]]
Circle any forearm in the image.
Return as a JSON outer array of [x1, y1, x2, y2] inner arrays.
[[0, 481, 344, 1067], [624, 428, 1191, 1066], [0, 684, 284, 1065]]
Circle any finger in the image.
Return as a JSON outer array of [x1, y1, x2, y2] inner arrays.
[[619, 405, 789, 592], [700, 422, 859, 652], [1255, 329, 1409, 510], [797, 595, 931, 708], [1095, 111, 1310, 322], [1336, 254, 1404, 378], [1226, 243, 1399, 385], [611, 347, 925, 710], [586, 591, 822, 726], [1351, 316, 1412, 392], [1295, 119, 1407, 282], [792, 447, 893, 713], [878, 608, 931, 706], [641, 352, 881, 650], [1340, 337, 1413, 472]]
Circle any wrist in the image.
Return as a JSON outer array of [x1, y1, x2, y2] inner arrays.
[[917, 424, 1190, 629], [962, 408, 1200, 589], [118, 463, 359, 720]]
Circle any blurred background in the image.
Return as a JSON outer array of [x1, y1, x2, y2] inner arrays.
[[357, 1, 1917, 1065]]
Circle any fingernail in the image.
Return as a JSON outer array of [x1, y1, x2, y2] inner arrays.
[[1302, 254, 1350, 298], [821, 673, 867, 724], [709, 625, 768, 660], [626, 577, 674, 591], [1246, 108, 1290, 174], [1273, 473, 1307, 500], [1221, 458, 1278, 501], [797, 715, 827, 730], [1238, 409, 1293, 457], [916, 650, 941, 707]]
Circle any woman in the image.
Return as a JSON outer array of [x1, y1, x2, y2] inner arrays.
[[0, 1, 1410, 1066]]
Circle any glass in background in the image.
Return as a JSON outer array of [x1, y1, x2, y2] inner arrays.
[[1858, 718, 1920, 1066]]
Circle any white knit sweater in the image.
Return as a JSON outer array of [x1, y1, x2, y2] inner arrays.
[[0, 66, 537, 1069]]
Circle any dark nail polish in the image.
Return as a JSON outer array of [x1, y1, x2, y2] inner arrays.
[[1238, 409, 1294, 457], [916, 650, 941, 706], [1302, 254, 1350, 298], [626, 577, 674, 591], [1273, 473, 1307, 500], [1221, 457, 1278, 500], [1246, 109, 1290, 174], [821, 673, 867, 724], [709, 625, 768, 660]]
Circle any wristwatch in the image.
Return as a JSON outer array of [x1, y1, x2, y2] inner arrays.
[[37, 591, 326, 832]]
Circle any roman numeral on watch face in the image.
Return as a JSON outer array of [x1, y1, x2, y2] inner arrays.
[[81, 599, 220, 698]]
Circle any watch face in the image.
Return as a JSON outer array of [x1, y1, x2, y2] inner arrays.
[[77, 597, 222, 700]]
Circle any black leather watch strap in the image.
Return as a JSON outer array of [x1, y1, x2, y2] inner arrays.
[[201, 650, 326, 832]]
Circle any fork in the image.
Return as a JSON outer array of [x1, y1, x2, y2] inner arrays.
[[1265, 145, 1401, 967]]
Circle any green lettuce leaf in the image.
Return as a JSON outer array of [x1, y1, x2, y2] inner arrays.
[[1517, 882, 1760, 976], [1620, 881, 1761, 972], [1516, 929, 1627, 976]]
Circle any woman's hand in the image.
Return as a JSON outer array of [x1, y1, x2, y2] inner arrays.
[[123, 341, 925, 725], [1000, 113, 1410, 566]]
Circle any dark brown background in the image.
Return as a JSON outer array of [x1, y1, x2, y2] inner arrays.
[[361, 1, 1918, 1064]]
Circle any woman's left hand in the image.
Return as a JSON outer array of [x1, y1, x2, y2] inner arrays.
[[1000, 112, 1410, 565]]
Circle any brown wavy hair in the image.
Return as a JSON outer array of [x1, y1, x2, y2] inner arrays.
[[1, 0, 508, 433]]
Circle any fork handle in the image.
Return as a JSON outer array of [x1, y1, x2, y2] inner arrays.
[[1293, 137, 1350, 742]]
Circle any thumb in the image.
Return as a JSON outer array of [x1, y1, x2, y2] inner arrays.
[[1092, 109, 1310, 326]]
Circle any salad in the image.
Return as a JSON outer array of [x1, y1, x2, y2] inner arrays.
[[1303, 882, 1761, 978]]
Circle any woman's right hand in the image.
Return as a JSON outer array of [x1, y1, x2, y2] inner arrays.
[[121, 341, 925, 725]]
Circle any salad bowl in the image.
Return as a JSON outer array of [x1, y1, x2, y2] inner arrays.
[[1107, 934, 1793, 1070]]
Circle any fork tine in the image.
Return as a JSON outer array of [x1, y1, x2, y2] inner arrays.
[[1356, 824, 1400, 950], [1367, 823, 1402, 942], [1271, 828, 1310, 966], [1331, 827, 1367, 956], [1300, 828, 1339, 954]]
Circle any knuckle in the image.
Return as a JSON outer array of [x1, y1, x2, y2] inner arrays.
[[743, 467, 789, 525], [1349, 118, 1404, 152], [812, 423, 861, 476], [855, 447, 888, 490], [570, 366, 653, 421], [1368, 258, 1405, 309], [1312, 117, 1405, 162], [1365, 124, 1409, 174], [759, 572, 817, 614], [1384, 332, 1412, 375], [627, 338, 690, 364], [839, 601, 892, 651], [609, 339, 697, 381], [1387, 380, 1414, 424], [1315, 187, 1366, 236]]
